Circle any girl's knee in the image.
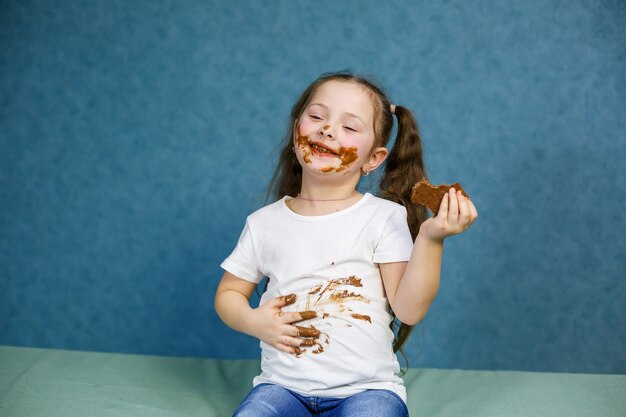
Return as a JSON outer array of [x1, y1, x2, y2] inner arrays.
[[338, 390, 408, 417], [233, 384, 308, 417]]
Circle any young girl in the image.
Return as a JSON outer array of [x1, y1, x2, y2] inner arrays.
[[215, 72, 478, 416]]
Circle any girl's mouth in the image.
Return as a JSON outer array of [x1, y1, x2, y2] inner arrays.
[[309, 142, 338, 156], [295, 131, 358, 172]]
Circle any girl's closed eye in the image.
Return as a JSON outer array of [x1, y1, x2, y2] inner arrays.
[[309, 114, 323, 120], [343, 125, 358, 132]]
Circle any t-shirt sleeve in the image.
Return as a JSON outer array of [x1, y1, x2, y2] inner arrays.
[[220, 219, 264, 284], [372, 205, 414, 264]]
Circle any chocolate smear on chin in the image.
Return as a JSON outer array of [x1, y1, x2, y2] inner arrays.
[[336, 147, 358, 170]]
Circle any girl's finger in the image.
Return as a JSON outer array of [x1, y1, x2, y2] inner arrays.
[[281, 335, 308, 348], [280, 311, 317, 324], [286, 324, 321, 339], [299, 338, 317, 347], [293, 326, 321, 338], [447, 188, 459, 224], [293, 311, 318, 323], [275, 294, 297, 307], [458, 193, 471, 224], [276, 343, 301, 355], [468, 199, 479, 221], [437, 193, 449, 219]]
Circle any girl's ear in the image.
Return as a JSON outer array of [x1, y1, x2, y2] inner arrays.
[[364, 146, 389, 173]]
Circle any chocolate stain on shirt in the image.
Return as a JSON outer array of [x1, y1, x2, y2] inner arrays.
[[351, 314, 372, 323], [329, 290, 363, 302], [313, 276, 364, 307], [308, 286, 322, 295], [290, 275, 372, 357]]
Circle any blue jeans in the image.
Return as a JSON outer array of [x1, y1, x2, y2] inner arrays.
[[233, 383, 409, 417]]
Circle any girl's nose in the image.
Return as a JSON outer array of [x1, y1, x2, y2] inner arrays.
[[320, 124, 334, 139]]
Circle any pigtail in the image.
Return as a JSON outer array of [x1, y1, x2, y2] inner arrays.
[[379, 105, 428, 240], [379, 105, 429, 358]]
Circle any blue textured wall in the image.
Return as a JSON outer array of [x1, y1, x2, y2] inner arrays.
[[1, 0, 625, 374]]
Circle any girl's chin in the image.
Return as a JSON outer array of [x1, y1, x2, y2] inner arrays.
[[303, 163, 358, 176], [305, 163, 340, 173]]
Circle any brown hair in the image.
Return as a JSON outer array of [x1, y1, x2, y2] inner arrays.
[[266, 71, 429, 355]]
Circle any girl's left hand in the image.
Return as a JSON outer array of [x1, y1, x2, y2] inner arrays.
[[419, 188, 478, 243]]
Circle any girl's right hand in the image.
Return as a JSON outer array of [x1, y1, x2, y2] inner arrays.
[[244, 294, 320, 355]]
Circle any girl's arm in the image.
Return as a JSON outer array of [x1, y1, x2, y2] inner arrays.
[[380, 188, 478, 325], [215, 272, 320, 353]]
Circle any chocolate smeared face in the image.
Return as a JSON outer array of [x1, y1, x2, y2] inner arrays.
[[296, 131, 359, 173], [294, 80, 376, 176]]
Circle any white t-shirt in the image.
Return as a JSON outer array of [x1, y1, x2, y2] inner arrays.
[[220, 193, 414, 401]]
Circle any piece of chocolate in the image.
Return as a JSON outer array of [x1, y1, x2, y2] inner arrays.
[[411, 179, 470, 216]]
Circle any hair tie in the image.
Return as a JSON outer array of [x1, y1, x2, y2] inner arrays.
[[390, 104, 397, 114]]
